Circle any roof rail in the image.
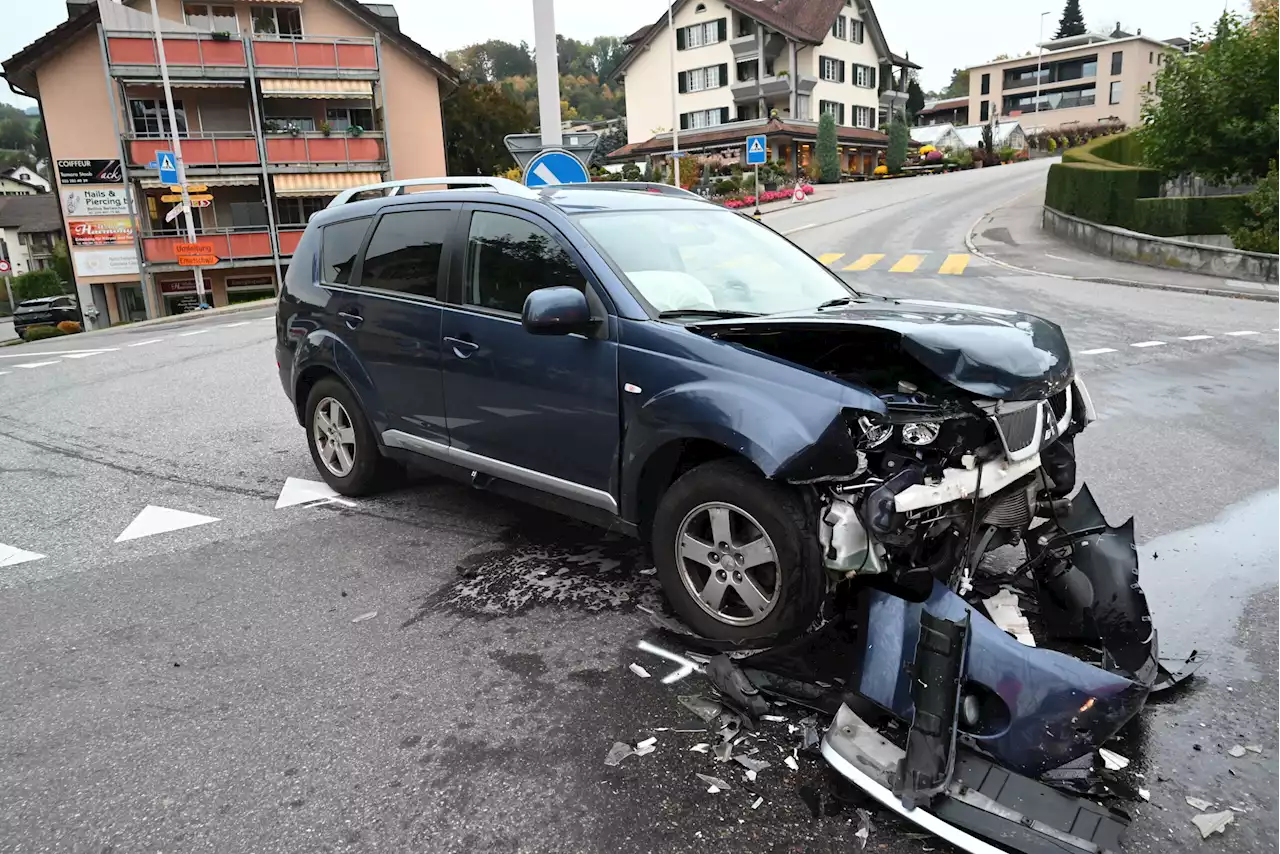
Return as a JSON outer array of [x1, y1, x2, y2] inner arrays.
[[327, 176, 536, 207]]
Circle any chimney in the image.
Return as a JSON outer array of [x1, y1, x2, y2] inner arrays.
[[363, 3, 400, 32]]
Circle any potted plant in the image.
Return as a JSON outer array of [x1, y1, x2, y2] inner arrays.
[[348, 125, 365, 137], [286, 123, 301, 137], [319, 121, 332, 137], [262, 119, 281, 133], [211, 31, 232, 41]]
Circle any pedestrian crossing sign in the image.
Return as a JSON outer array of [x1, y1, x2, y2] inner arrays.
[[745, 134, 767, 165]]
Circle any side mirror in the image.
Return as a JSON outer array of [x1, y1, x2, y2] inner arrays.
[[522, 286, 591, 335]]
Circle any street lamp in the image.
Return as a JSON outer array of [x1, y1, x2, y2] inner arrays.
[[1033, 10, 1052, 127]]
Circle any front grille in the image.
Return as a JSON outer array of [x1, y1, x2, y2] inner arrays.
[[994, 404, 1040, 455], [1049, 389, 1069, 420]]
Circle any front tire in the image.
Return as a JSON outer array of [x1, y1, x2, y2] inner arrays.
[[304, 377, 397, 496], [651, 460, 824, 643]]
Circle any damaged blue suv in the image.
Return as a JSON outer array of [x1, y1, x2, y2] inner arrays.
[[277, 176, 1185, 854]]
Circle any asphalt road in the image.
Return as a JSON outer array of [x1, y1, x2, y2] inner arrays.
[[1, 164, 1276, 854]]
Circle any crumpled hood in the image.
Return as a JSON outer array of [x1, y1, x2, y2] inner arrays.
[[689, 297, 1074, 400]]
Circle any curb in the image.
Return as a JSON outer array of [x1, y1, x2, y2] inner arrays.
[[964, 209, 1279, 304]]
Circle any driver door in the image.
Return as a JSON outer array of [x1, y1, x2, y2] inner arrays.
[[438, 205, 619, 507]]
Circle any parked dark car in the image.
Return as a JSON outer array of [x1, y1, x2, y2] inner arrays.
[[13, 295, 79, 339], [275, 177, 1109, 646]]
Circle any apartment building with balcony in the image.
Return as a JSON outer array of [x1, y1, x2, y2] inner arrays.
[[965, 29, 1186, 133], [2, 0, 455, 326], [611, 0, 919, 176]]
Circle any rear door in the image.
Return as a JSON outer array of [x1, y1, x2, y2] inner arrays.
[[320, 205, 457, 443], [437, 204, 620, 504]]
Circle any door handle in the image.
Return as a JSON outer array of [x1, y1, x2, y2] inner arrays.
[[444, 335, 479, 359], [338, 311, 363, 329]]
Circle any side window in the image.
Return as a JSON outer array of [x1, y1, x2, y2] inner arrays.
[[359, 209, 452, 298], [321, 217, 371, 285], [463, 212, 586, 314]]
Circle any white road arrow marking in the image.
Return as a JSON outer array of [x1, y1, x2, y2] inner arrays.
[[0, 543, 45, 567], [275, 476, 355, 509], [636, 640, 703, 684], [114, 505, 220, 543]]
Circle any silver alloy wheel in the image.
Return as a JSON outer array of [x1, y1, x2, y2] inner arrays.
[[675, 501, 781, 627], [312, 396, 357, 477]]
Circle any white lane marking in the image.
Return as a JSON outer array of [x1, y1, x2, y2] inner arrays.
[[1079, 347, 1117, 355], [220, 321, 251, 329], [1045, 253, 1074, 262], [114, 505, 220, 543], [178, 328, 210, 337], [61, 352, 106, 360], [14, 361, 60, 368], [1178, 335, 1213, 341], [128, 338, 165, 347], [1225, 330, 1259, 336], [1130, 341, 1166, 348], [0, 371, 8, 376], [0, 542, 45, 567], [781, 223, 817, 235], [0, 348, 116, 360]]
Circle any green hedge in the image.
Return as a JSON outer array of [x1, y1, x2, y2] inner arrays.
[[1046, 131, 1245, 236]]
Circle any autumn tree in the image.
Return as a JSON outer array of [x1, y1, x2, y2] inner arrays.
[[443, 82, 532, 176]]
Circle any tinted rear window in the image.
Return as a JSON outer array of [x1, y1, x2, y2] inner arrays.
[[321, 217, 371, 285], [360, 209, 452, 298]]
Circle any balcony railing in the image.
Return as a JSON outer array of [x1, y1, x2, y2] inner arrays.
[[142, 227, 273, 265], [277, 229, 306, 256], [265, 131, 386, 166], [105, 31, 378, 78], [125, 132, 261, 169]]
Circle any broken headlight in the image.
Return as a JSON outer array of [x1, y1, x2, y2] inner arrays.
[[856, 415, 894, 448], [901, 422, 941, 446]]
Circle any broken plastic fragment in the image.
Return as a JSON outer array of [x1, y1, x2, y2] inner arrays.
[[1192, 811, 1233, 839], [696, 773, 730, 791], [714, 741, 733, 762], [351, 611, 378, 623], [784, 754, 799, 771], [744, 769, 757, 782], [734, 755, 771, 773], [679, 694, 723, 723], [1099, 748, 1130, 770], [605, 742, 635, 766], [689, 743, 710, 753], [629, 663, 651, 679], [1185, 796, 1214, 811], [983, 588, 1036, 647], [761, 714, 788, 723], [1139, 788, 1150, 801], [1245, 744, 1263, 754], [640, 567, 657, 575], [751, 796, 764, 810], [1227, 745, 1247, 758], [636, 737, 657, 749]]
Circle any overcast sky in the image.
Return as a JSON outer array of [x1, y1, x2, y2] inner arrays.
[[0, 0, 1250, 109]]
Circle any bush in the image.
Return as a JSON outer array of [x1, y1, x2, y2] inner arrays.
[[873, 164, 888, 176], [997, 146, 1015, 163], [10, 269, 64, 302], [817, 112, 840, 183], [22, 325, 67, 342], [1133, 195, 1249, 236], [621, 163, 642, 181], [1047, 137, 1058, 152], [56, 320, 82, 334], [714, 178, 739, 196], [925, 150, 944, 163], [886, 119, 909, 174], [1228, 161, 1279, 253]]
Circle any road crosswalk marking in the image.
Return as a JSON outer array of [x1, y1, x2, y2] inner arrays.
[[843, 254, 884, 271], [817, 252, 975, 275]]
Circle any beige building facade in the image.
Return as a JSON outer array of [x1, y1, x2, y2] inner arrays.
[[3, 0, 454, 328], [965, 32, 1185, 134]]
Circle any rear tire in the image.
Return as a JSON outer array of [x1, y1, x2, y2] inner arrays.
[[651, 459, 824, 643], [304, 377, 398, 496]]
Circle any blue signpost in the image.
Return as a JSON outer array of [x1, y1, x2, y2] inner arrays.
[[156, 151, 178, 185], [523, 149, 590, 188], [745, 134, 767, 219]]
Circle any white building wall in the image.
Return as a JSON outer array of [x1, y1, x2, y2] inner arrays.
[[0, 226, 36, 275], [621, 2, 737, 143], [806, 10, 882, 127], [3, 168, 51, 193]]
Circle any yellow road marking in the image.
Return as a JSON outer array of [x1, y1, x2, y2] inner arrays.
[[889, 254, 924, 273], [938, 254, 971, 275], [816, 252, 846, 265], [843, 253, 884, 271]]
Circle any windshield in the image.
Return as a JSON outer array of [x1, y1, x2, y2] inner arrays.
[[575, 209, 855, 316]]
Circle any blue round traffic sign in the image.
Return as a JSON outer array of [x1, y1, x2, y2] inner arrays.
[[524, 148, 590, 187]]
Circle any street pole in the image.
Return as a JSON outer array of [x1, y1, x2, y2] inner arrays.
[[532, 0, 562, 148], [1034, 10, 1051, 127], [150, 0, 206, 309], [752, 165, 760, 219], [668, 1, 679, 187]]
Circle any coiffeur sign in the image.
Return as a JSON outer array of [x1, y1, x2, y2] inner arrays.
[[68, 218, 136, 247]]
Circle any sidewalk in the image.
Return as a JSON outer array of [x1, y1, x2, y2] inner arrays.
[[967, 191, 1279, 302], [1, 297, 274, 344]]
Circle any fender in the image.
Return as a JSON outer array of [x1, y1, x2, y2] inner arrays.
[[291, 328, 387, 436]]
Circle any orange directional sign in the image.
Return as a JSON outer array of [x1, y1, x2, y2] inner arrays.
[[170, 184, 208, 193], [188, 194, 214, 203], [160, 194, 185, 203], [175, 242, 218, 267]]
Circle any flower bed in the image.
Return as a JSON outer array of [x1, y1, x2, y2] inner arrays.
[[721, 185, 814, 209]]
